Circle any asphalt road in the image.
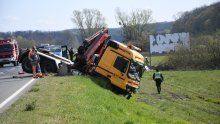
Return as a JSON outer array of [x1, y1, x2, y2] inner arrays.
[[0, 64, 36, 113]]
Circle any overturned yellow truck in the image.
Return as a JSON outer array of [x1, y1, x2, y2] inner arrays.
[[74, 28, 145, 97], [95, 40, 145, 93]]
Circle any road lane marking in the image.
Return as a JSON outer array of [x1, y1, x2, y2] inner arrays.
[[0, 78, 35, 109]]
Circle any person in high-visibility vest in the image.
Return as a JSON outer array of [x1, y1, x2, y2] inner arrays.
[[153, 69, 164, 94], [28, 46, 43, 78]]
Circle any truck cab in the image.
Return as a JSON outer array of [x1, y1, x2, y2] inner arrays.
[[74, 28, 145, 94], [95, 40, 145, 93], [0, 39, 19, 67]]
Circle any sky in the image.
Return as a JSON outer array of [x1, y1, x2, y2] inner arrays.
[[0, 0, 219, 32]]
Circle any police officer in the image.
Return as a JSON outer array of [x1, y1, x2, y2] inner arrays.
[[153, 69, 164, 94], [28, 46, 43, 78]]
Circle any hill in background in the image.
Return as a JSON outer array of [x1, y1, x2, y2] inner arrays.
[[171, 2, 220, 35], [0, 22, 173, 49]]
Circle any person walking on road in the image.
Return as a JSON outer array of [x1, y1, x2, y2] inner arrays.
[[28, 46, 43, 78], [153, 69, 164, 94]]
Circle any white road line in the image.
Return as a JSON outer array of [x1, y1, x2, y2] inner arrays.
[[0, 78, 35, 109]]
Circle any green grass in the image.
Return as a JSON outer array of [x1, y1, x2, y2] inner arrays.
[[0, 70, 220, 124], [149, 55, 167, 66], [139, 70, 220, 124]]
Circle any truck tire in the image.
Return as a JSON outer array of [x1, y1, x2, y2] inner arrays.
[[41, 60, 57, 73], [21, 57, 32, 73]]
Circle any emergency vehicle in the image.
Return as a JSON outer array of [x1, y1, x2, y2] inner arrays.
[[0, 39, 19, 67]]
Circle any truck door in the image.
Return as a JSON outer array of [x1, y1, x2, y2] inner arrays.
[[111, 56, 129, 88]]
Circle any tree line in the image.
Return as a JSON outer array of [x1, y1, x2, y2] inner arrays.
[[1, 7, 160, 51], [163, 2, 220, 70], [0, 30, 81, 49]]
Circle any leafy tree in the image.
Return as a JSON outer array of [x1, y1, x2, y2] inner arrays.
[[71, 9, 106, 39]]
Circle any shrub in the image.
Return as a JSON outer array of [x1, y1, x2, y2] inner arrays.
[[165, 32, 220, 70], [24, 100, 36, 111]]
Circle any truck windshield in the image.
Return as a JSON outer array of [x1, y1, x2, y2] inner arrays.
[[128, 62, 144, 81], [0, 44, 13, 52]]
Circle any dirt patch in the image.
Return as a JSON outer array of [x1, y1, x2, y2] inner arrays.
[[169, 92, 191, 100]]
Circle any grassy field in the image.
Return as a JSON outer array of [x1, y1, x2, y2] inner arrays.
[[140, 70, 220, 124], [0, 70, 220, 124], [149, 55, 167, 66]]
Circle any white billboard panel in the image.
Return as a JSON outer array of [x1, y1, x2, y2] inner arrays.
[[150, 32, 190, 54]]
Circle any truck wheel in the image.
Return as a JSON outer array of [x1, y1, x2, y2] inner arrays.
[[126, 93, 132, 100], [21, 57, 32, 73], [41, 60, 57, 73]]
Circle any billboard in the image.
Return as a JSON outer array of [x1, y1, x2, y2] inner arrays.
[[149, 32, 190, 54]]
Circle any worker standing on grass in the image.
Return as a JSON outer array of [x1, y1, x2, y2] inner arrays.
[[28, 46, 43, 78], [153, 69, 164, 94]]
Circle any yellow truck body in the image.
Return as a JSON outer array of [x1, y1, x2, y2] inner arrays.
[[95, 40, 145, 92]]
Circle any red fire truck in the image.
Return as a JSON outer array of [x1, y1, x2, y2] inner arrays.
[[0, 39, 19, 67]]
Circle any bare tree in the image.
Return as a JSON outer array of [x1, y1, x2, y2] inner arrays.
[[72, 9, 106, 39], [115, 8, 153, 50]]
